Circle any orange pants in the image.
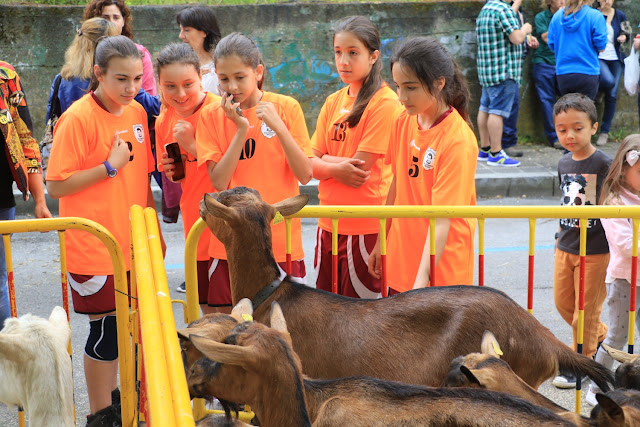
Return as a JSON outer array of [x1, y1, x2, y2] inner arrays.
[[553, 250, 609, 358]]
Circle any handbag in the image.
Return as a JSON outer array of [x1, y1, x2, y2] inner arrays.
[[40, 74, 62, 180], [624, 47, 640, 96]]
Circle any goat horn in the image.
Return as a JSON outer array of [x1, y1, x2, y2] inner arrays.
[[602, 343, 640, 363], [202, 193, 240, 224], [190, 334, 257, 367]]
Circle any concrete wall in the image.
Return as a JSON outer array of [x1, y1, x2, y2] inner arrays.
[[2, 1, 639, 142]]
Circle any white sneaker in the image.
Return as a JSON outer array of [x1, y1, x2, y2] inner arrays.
[[596, 133, 608, 146], [585, 384, 601, 406]]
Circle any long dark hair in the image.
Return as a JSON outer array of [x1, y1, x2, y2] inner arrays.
[[390, 37, 471, 127], [90, 35, 142, 91], [83, 0, 134, 39], [333, 16, 383, 128], [214, 32, 265, 90], [176, 6, 222, 53]]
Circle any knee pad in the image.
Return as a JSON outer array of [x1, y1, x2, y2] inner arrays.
[[85, 315, 118, 361]]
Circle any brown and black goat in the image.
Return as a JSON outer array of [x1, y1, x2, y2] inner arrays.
[[590, 389, 640, 426], [601, 343, 640, 391], [187, 301, 579, 427], [442, 331, 589, 426], [198, 186, 614, 391]]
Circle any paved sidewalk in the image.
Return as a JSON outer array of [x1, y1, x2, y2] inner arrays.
[[475, 141, 621, 199]]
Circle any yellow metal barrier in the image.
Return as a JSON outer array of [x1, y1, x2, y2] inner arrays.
[[0, 217, 134, 426], [130, 206, 195, 427]]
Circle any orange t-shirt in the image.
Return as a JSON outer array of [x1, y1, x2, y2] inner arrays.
[[312, 85, 401, 235], [385, 109, 478, 291], [196, 91, 312, 262], [156, 92, 222, 261], [48, 94, 154, 275]]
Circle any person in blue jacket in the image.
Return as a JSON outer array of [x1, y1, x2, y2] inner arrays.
[[547, 0, 607, 100]]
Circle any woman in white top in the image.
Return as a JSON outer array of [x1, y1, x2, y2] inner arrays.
[[177, 6, 222, 95], [595, 0, 629, 146]]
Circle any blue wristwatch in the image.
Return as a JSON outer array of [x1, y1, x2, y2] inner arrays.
[[103, 160, 117, 178]]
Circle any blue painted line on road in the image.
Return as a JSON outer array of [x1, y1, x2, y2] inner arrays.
[[477, 244, 555, 253], [165, 263, 184, 270]]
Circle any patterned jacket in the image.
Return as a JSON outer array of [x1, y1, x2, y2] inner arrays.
[[0, 61, 41, 201]]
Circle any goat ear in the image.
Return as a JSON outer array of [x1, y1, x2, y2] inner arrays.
[[270, 301, 288, 333], [595, 393, 625, 422], [480, 330, 503, 358], [460, 365, 483, 386], [190, 334, 257, 368], [272, 194, 309, 218], [231, 298, 254, 320], [201, 193, 241, 224], [602, 342, 640, 363]]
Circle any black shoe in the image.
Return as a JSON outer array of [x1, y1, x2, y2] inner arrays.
[[86, 404, 122, 427], [504, 146, 523, 157], [176, 282, 186, 293]]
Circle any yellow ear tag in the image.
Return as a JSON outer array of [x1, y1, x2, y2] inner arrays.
[[273, 211, 284, 225], [241, 314, 253, 322], [492, 341, 503, 356]]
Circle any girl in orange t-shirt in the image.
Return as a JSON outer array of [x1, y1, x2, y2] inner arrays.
[[369, 37, 478, 292], [196, 32, 313, 310], [312, 16, 401, 298], [155, 43, 221, 315], [46, 35, 154, 423]]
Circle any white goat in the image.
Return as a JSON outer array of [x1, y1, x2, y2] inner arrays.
[[0, 306, 74, 426]]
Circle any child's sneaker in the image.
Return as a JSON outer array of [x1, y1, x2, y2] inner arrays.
[[585, 383, 601, 406], [487, 150, 521, 167], [552, 372, 576, 389], [478, 150, 489, 162]]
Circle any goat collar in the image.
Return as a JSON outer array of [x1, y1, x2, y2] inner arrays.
[[251, 266, 287, 310]]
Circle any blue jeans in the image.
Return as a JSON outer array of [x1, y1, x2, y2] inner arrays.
[[0, 206, 15, 329], [598, 59, 622, 134], [532, 62, 559, 145], [501, 91, 519, 149], [479, 79, 519, 118]]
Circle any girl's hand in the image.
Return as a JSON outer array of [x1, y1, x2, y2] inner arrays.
[[617, 34, 627, 44], [108, 132, 131, 170], [634, 35, 640, 51], [220, 92, 248, 128], [159, 151, 183, 179], [333, 159, 371, 188], [256, 102, 285, 134], [173, 120, 195, 148], [368, 239, 382, 279]]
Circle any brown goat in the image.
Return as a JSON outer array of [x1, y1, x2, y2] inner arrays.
[[590, 389, 640, 426], [601, 344, 640, 391], [177, 298, 253, 374], [187, 302, 578, 427], [442, 331, 589, 426], [198, 187, 614, 391]]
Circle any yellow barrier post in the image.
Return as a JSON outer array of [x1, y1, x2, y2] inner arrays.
[[143, 207, 195, 426], [130, 206, 176, 426], [331, 218, 339, 294], [379, 218, 387, 297], [575, 219, 588, 412], [630, 218, 639, 354], [527, 219, 536, 314], [478, 218, 485, 287]]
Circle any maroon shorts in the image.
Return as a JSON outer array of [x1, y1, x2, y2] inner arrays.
[[207, 258, 306, 307], [196, 260, 209, 305], [314, 228, 382, 298], [68, 272, 131, 315]]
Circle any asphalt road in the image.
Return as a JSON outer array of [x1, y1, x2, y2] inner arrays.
[[1, 196, 638, 426]]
